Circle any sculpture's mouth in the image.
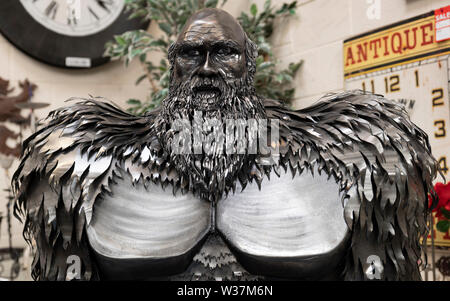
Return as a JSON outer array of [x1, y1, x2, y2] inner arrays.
[[193, 85, 221, 99]]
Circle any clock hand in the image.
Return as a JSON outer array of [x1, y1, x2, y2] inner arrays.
[[88, 6, 100, 21], [95, 0, 112, 13]]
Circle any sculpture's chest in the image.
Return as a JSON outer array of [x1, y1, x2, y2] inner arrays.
[[86, 166, 350, 280]]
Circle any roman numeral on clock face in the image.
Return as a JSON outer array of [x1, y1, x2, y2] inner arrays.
[[88, 6, 100, 20], [20, 0, 125, 37], [45, 1, 58, 19]]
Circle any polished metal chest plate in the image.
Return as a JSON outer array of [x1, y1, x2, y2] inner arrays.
[[86, 165, 349, 266], [217, 168, 349, 258]]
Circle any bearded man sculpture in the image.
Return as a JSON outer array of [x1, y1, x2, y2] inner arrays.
[[13, 8, 439, 281]]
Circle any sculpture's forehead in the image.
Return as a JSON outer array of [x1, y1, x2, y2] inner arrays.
[[177, 12, 245, 46]]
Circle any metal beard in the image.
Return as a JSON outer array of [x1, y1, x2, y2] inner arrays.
[[156, 74, 265, 201]]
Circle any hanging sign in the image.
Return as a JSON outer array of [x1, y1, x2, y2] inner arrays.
[[435, 5, 450, 42]]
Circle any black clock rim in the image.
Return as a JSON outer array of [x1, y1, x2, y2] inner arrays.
[[0, 0, 150, 69]]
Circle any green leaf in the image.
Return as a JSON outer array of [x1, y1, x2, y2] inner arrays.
[[239, 12, 250, 27], [129, 10, 148, 20], [258, 62, 274, 70], [130, 48, 143, 58], [289, 60, 303, 73], [436, 220, 450, 233], [149, 39, 168, 47], [264, 0, 271, 11], [114, 35, 127, 46], [258, 41, 271, 54], [127, 98, 142, 105], [205, 0, 219, 8], [275, 74, 284, 83], [250, 3, 258, 16], [135, 74, 148, 85], [283, 88, 295, 99], [282, 73, 293, 82], [158, 22, 173, 36], [139, 53, 147, 63], [441, 208, 450, 219], [255, 55, 264, 64]]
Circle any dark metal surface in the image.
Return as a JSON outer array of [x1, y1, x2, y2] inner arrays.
[[436, 256, 450, 277], [12, 8, 439, 281]]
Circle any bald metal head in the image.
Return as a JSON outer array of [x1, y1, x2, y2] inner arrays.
[[168, 8, 257, 90], [177, 8, 247, 47]]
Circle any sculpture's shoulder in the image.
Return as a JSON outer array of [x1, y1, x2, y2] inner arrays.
[[264, 90, 437, 180], [12, 98, 162, 228], [14, 98, 159, 178], [27, 98, 158, 156]]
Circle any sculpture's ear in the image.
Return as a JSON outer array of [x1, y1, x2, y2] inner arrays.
[[168, 42, 178, 85], [168, 42, 178, 66], [244, 35, 258, 64], [244, 35, 258, 78]]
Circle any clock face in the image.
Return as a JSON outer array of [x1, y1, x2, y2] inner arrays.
[[0, 0, 149, 68], [20, 0, 125, 37]]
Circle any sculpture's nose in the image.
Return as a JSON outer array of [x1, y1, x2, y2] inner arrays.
[[198, 52, 217, 77]]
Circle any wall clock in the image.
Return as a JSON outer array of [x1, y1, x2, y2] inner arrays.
[[0, 0, 149, 68]]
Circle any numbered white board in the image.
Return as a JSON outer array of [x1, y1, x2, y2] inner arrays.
[[345, 56, 450, 181]]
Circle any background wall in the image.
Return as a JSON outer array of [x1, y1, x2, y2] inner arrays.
[[0, 0, 448, 280]]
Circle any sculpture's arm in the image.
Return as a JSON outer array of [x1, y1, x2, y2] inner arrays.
[[12, 125, 100, 280], [341, 146, 432, 280], [12, 98, 156, 280]]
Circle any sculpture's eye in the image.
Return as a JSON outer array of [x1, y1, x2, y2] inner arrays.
[[180, 47, 202, 57], [187, 49, 201, 56], [217, 46, 236, 56]]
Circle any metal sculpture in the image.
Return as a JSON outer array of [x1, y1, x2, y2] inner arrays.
[[12, 8, 439, 281]]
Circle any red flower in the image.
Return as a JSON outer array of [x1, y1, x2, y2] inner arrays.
[[429, 182, 450, 218]]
